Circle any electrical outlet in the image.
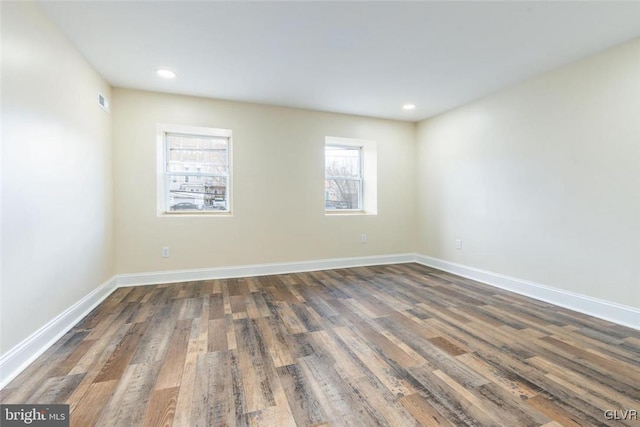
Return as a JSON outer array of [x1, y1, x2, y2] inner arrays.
[[162, 247, 170, 258], [455, 239, 462, 250], [361, 234, 367, 244]]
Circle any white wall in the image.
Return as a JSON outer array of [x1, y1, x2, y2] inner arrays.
[[416, 39, 640, 309], [113, 89, 416, 274], [1, 2, 114, 353]]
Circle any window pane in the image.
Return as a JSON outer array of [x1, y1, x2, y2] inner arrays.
[[325, 146, 360, 178], [169, 175, 228, 211], [168, 134, 228, 174], [325, 179, 360, 209]]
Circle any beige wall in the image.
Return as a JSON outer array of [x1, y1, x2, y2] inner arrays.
[[416, 39, 640, 308], [113, 89, 416, 273], [1, 2, 114, 352]]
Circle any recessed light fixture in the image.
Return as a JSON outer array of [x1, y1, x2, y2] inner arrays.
[[156, 68, 176, 79], [403, 104, 416, 110]]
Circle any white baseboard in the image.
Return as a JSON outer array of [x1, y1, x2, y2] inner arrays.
[[0, 277, 118, 389], [415, 254, 640, 331], [115, 253, 416, 287]]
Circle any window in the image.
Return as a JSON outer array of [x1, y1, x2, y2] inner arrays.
[[325, 145, 363, 210], [157, 124, 232, 214], [324, 137, 377, 214]]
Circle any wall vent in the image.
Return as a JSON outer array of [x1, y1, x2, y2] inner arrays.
[[98, 92, 110, 113]]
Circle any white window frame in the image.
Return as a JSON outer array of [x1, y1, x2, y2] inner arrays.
[[157, 123, 233, 216], [325, 136, 377, 215], [325, 145, 364, 211]]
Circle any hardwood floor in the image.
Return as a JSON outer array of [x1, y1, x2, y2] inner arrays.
[[2, 263, 639, 426]]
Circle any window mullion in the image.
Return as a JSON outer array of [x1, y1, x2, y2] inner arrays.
[[166, 172, 228, 178]]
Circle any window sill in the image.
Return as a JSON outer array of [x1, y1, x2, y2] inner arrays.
[[325, 210, 376, 216], [158, 211, 232, 217]]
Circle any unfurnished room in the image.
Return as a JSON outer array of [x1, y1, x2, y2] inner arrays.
[[1, 1, 639, 426]]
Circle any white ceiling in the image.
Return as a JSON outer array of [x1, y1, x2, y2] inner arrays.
[[40, 1, 640, 122]]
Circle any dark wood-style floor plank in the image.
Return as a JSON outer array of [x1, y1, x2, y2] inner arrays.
[[2, 263, 638, 426]]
